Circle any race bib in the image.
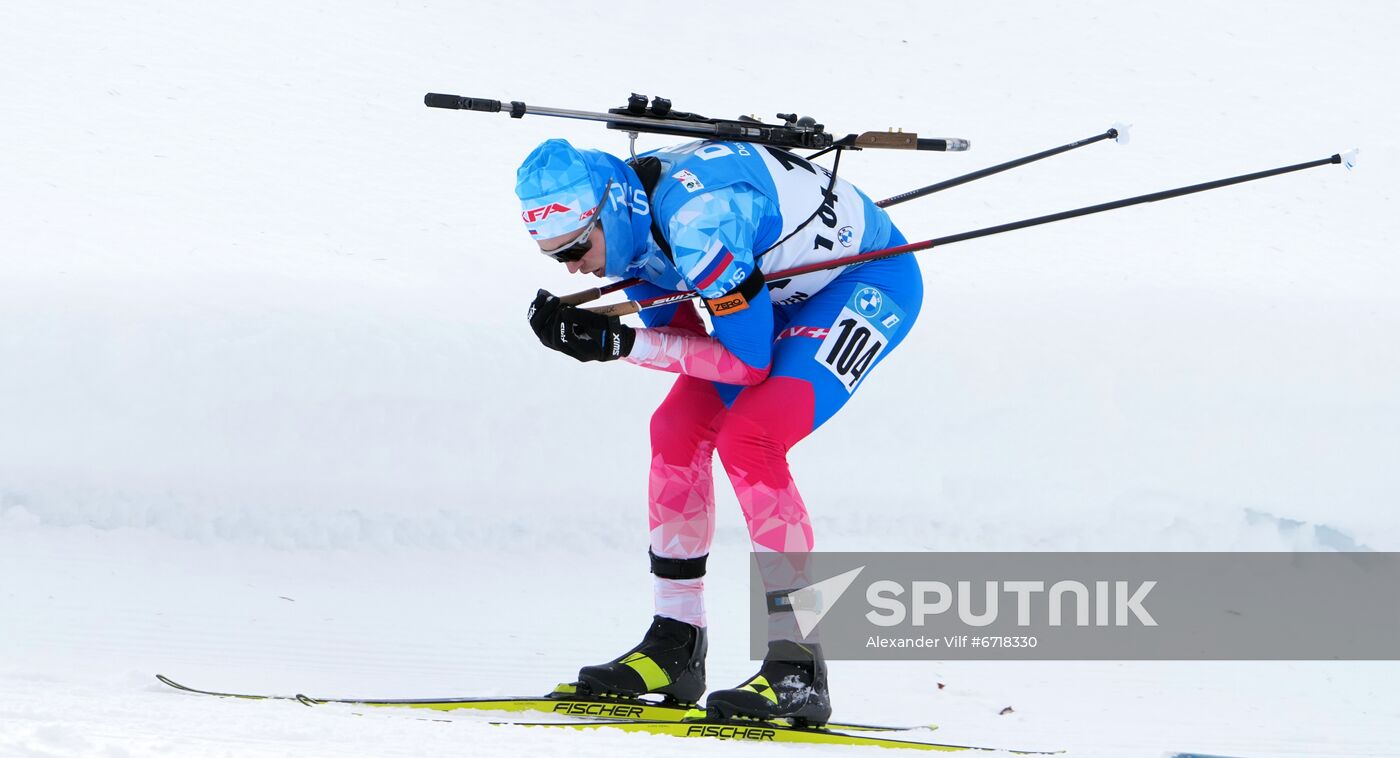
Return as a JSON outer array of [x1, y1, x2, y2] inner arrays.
[[817, 285, 905, 393]]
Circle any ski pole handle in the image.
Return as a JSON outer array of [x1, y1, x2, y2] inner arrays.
[[585, 300, 642, 318], [560, 279, 638, 306], [559, 287, 605, 306]]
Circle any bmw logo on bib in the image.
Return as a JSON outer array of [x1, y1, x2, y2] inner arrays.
[[855, 287, 883, 317]]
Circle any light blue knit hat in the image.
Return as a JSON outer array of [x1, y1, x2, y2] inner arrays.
[[515, 139, 603, 240], [514, 139, 657, 278]]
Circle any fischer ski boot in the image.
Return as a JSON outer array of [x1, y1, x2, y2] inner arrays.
[[576, 615, 707, 705], [704, 639, 831, 726]]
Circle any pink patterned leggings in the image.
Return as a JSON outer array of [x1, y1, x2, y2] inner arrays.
[[649, 372, 818, 558], [648, 373, 819, 626], [644, 257, 923, 627]]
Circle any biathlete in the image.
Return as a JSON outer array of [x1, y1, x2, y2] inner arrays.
[[516, 136, 922, 725]]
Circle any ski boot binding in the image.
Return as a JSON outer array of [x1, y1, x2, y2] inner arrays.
[[704, 639, 831, 727], [575, 615, 707, 705]]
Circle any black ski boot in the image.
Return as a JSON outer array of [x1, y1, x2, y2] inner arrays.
[[576, 615, 707, 705], [704, 639, 831, 726]]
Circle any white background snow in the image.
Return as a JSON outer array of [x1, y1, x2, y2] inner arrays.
[[2, 1, 1397, 756]]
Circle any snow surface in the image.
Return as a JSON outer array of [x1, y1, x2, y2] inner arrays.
[[2, 1, 1398, 756]]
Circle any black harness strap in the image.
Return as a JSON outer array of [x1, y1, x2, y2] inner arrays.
[[627, 156, 674, 261]]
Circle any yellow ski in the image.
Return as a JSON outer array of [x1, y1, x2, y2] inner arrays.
[[502, 717, 1060, 753], [156, 675, 919, 732]]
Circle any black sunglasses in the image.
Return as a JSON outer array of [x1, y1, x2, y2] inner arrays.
[[539, 179, 613, 263]]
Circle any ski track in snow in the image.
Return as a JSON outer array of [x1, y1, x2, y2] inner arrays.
[[2, 0, 1399, 756]]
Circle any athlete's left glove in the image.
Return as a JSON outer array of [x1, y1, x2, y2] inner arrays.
[[527, 289, 635, 363]]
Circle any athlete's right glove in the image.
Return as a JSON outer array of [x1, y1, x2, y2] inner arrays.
[[527, 289, 634, 363]]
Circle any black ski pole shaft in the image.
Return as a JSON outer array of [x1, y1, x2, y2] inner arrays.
[[560, 126, 1126, 307], [586, 153, 1346, 317], [924, 153, 1342, 249], [876, 127, 1124, 208]]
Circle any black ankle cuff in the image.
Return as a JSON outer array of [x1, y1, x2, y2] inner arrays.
[[649, 549, 707, 580]]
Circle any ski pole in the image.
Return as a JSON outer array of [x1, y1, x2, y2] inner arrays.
[[583, 150, 1355, 318], [876, 124, 1129, 208], [558, 125, 1128, 307]]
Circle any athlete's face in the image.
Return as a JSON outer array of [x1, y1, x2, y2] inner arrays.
[[536, 226, 607, 278]]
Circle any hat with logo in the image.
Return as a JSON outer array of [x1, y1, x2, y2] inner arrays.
[[516, 138, 678, 281], [515, 139, 605, 241]]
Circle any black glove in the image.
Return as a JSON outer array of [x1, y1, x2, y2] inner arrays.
[[527, 289, 635, 363]]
